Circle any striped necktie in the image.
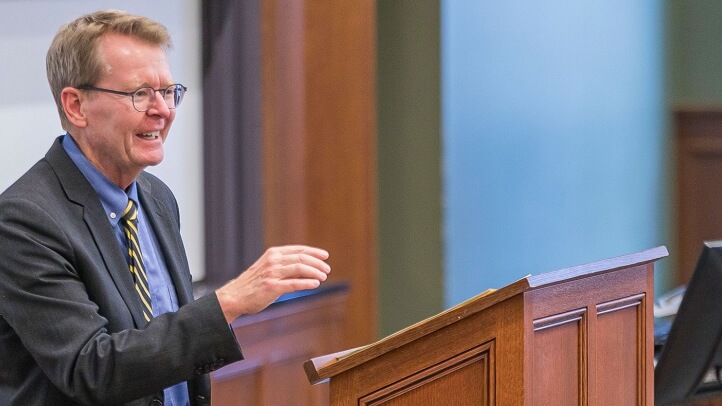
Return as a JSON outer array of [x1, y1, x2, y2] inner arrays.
[[121, 199, 153, 322]]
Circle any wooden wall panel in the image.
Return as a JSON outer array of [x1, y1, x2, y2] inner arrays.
[[261, 0, 308, 244], [261, 0, 379, 348], [675, 109, 722, 284], [304, 0, 379, 349]]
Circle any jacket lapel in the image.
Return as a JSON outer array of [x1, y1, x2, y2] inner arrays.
[[45, 138, 150, 328], [136, 175, 194, 306]]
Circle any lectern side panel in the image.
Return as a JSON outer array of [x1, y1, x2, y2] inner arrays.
[[595, 294, 646, 406], [324, 295, 526, 405], [527, 264, 654, 406], [358, 342, 494, 406], [532, 309, 587, 406]]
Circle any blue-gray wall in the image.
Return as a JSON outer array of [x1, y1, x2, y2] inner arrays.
[[441, 0, 669, 306]]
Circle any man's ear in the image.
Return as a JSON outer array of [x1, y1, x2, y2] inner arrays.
[[61, 87, 88, 128]]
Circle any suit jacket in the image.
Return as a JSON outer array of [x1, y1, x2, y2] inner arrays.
[[0, 137, 243, 405]]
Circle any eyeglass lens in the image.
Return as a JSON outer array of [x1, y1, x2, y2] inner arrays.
[[133, 85, 185, 111]]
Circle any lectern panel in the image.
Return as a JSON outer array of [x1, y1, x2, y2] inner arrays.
[[359, 342, 494, 406], [596, 294, 646, 405], [307, 247, 665, 406], [532, 309, 587, 406]]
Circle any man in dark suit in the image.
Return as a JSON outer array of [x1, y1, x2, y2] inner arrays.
[[0, 10, 331, 405]]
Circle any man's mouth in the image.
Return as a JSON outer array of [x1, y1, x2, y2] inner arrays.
[[139, 131, 160, 140]]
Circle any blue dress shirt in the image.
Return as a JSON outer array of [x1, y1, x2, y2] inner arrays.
[[62, 134, 189, 406]]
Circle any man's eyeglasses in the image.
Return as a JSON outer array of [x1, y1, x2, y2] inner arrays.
[[77, 84, 187, 112]]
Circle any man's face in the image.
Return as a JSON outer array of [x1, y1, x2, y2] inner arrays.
[[75, 33, 176, 188]]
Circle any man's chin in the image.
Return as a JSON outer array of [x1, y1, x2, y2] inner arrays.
[[138, 152, 165, 168], [146, 157, 164, 167]]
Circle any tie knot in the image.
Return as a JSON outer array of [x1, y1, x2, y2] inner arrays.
[[122, 199, 138, 222]]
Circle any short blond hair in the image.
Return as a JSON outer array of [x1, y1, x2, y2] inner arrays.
[[46, 10, 172, 129]]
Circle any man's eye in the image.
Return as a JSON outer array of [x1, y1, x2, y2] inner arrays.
[[134, 88, 152, 99]]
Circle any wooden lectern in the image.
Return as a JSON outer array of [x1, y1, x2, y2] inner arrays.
[[305, 246, 668, 405]]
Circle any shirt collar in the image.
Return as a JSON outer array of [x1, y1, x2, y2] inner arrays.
[[61, 133, 138, 226]]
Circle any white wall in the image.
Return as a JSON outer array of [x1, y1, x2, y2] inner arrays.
[[0, 1, 206, 280]]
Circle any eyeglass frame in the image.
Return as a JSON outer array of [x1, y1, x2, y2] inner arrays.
[[77, 83, 188, 112]]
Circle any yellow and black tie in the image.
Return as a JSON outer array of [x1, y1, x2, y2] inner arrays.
[[121, 199, 153, 322]]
